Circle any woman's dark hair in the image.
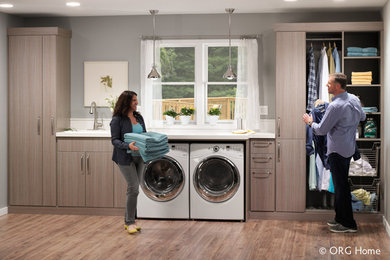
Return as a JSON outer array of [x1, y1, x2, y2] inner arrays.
[[113, 91, 140, 117]]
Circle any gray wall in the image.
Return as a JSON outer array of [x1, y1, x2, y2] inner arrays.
[[23, 11, 381, 120], [382, 2, 390, 233], [0, 13, 23, 209]]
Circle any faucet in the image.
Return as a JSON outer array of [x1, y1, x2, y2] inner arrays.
[[89, 101, 104, 130]]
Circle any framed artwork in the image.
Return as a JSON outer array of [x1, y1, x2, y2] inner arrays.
[[84, 61, 128, 106]]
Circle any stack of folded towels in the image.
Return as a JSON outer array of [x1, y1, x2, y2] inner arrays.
[[351, 71, 372, 85], [362, 107, 378, 113], [347, 47, 378, 56], [124, 132, 169, 162]]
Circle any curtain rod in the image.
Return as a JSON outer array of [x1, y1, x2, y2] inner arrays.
[[140, 34, 261, 40]]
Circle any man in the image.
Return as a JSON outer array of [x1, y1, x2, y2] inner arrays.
[[303, 73, 366, 233]]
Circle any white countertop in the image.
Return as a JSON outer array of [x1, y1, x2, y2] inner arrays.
[[56, 129, 275, 140]]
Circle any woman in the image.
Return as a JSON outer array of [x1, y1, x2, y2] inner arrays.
[[110, 90, 146, 234]]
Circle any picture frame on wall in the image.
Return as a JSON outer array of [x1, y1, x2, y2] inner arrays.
[[84, 61, 128, 107]]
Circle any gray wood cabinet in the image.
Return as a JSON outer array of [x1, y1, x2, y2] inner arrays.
[[275, 31, 306, 212], [8, 27, 71, 206], [250, 140, 275, 212], [57, 138, 114, 208]]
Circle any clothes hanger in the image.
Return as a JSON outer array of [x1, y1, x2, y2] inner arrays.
[[322, 42, 325, 48], [310, 42, 313, 48], [334, 42, 337, 48]]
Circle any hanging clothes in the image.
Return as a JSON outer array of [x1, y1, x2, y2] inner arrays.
[[332, 46, 341, 73], [306, 125, 317, 190], [327, 43, 335, 75], [317, 46, 329, 102], [307, 46, 317, 112]]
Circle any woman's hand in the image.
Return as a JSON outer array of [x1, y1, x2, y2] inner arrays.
[[129, 142, 139, 151]]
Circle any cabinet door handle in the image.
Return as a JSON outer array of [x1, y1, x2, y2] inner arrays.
[[277, 142, 281, 162], [86, 154, 90, 175], [37, 116, 41, 135], [252, 171, 271, 178], [51, 116, 55, 135], [81, 154, 84, 174], [277, 117, 281, 137], [252, 157, 272, 163]]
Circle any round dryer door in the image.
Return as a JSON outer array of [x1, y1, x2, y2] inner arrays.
[[193, 156, 240, 203], [141, 156, 185, 202]]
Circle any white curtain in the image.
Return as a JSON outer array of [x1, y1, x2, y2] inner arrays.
[[236, 38, 261, 130], [140, 39, 162, 128]]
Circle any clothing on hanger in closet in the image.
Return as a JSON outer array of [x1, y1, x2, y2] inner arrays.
[[332, 44, 341, 73], [306, 46, 317, 111], [316, 47, 329, 102], [327, 43, 335, 75]]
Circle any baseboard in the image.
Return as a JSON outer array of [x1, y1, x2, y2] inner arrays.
[[384, 216, 390, 238], [0, 207, 8, 216]]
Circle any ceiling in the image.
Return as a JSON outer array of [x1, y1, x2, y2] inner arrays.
[[0, 0, 387, 17]]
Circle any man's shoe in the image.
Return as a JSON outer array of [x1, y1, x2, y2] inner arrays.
[[327, 219, 339, 227], [330, 224, 357, 233]]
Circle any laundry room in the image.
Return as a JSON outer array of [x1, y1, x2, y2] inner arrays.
[[1, 0, 390, 259]]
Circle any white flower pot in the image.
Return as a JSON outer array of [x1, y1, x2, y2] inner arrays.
[[209, 115, 219, 125], [180, 115, 191, 125], [165, 115, 175, 125]]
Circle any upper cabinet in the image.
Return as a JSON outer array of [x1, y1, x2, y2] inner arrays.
[[8, 27, 71, 206]]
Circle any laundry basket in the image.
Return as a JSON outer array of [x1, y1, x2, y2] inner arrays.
[[348, 178, 380, 213], [349, 142, 380, 177]]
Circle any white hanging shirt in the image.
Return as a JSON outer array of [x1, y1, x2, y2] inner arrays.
[[319, 47, 329, 102]]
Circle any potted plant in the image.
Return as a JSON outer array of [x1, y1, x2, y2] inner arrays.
[[208, 105, 222, 125], [105, 95, 118, 113], [163, 108, 178, 125], [180, 107, 195, 125]]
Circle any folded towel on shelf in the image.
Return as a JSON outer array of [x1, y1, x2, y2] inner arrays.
[[352, 71, 372, 76], [351, 81, 372, 85], [362, 47, 378, 53], [347, 52, 364, 57], [362, 107, 378, 113], [347, 47, 363, 53], [362, 52, 378, 56], [351, 76, 372, 80]]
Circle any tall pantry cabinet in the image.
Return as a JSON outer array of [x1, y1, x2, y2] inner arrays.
[[8, 27, 71, 206]]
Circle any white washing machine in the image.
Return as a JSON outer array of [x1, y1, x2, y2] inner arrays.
[[190, 143, 244, 220], [137, 143, 189, 219]]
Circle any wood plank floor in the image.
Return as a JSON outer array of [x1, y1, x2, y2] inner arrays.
[[0, 214, 389, 260]]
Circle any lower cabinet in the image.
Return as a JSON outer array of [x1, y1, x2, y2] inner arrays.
[[114, 164, 127, 208], [57, 138, 114, 207], [250, 139, 275, 211]]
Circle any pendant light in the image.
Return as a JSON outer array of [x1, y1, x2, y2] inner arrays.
[[147, 10, 161, 79], [223, 8, 236, 80]]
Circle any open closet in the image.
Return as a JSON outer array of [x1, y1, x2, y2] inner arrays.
[[275, 22, 383, 217]]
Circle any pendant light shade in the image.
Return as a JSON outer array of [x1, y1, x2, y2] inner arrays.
[[148, 10, 161, 79], [223, 8, 236, 80]]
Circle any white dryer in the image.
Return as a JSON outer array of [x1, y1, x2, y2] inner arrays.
[[137, 143, 189, 219], [190, 143, 244, 220]]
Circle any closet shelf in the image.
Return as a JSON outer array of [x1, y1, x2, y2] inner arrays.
[[347, 84, 381, 87], [356, 138, 381, 141], [344, 56, 380, 60], [306, 38, 342, 41], [364, 112, 381, 115]]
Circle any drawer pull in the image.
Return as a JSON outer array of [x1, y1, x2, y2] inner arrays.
[[252, 157, 272, 163], [253, 142, 272, 148], [252, 171, 271, 178]]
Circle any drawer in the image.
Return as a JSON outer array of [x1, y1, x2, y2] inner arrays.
[[251, 168, 274, 178], [250, 154, 274, 169], [251, 140, 275, 154], [250, 168, 275, 211], [57, 138, 113, 152]]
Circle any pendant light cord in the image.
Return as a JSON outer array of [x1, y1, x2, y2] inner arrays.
[[228, 10, 232, 67], [152, 11, 156, 67]]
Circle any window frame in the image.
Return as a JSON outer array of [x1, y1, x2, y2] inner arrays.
[[157, 39, 241, 129]]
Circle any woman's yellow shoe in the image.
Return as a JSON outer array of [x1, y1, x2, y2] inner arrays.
[[124, 225, 141, 233]]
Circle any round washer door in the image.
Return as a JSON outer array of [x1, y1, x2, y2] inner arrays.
[[193, 156, 240, 203], [141, 156, 185, 202]]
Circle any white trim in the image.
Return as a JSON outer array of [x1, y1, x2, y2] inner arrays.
[[384, 216, 390, 238], [0, 207, 8, 216]]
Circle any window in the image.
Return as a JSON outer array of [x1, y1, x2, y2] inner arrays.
[[155, 40, 240, 126]]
